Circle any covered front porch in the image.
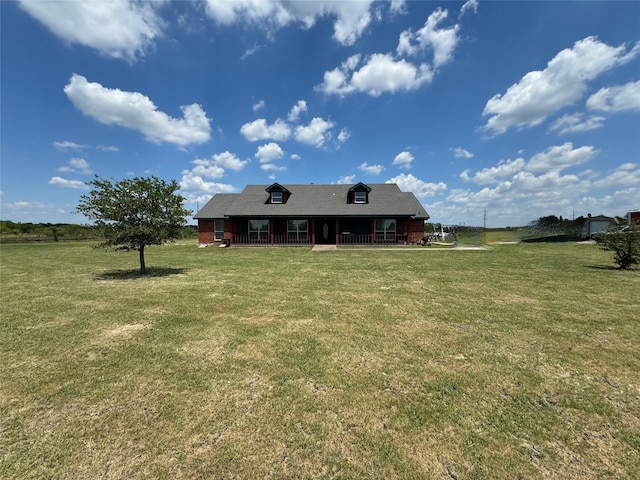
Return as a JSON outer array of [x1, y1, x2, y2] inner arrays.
[[228, 217, 416, 246]]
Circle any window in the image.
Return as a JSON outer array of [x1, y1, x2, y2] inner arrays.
[[271, 191, 283, 203], [354, 191, 367, 203], [348, 182, 371, 204], [214, 220, 225, 242], [265, 183, 290, 204], [287, 219, 308, 240], [249, 219, 269, 238], [375, 218, 396, 240]]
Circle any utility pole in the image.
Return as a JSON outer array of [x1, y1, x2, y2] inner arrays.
[[483, 208, 487, 245]]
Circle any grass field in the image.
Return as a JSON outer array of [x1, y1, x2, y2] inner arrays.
[[1, 241, 639, 479]]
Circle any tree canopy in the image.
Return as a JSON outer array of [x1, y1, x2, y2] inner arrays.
[[77, 176, 192, 274], [598, 224, 640, 270]]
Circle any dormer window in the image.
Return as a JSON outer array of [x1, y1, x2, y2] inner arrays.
[[265, 183, 290, 204], [348, 182, 372, 204]]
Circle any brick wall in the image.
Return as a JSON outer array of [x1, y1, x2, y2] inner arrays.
[[406, 219, 426, 244], [198, 219, 215, 244]]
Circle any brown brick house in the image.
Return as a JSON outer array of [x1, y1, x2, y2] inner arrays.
[[194, 182, 429, 246]]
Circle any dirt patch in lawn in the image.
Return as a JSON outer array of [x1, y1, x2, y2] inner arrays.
[[103, 323, 149, 339]]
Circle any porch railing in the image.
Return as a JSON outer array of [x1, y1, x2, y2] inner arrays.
[[232, 234, 311, 245], [339, 233, 406, 245], [232, 234, 270, 245], [230, 233, 407, 246]]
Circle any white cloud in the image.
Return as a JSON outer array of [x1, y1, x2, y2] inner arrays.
[[209, 151, 248, 171], [481, 37, 640, 135], [587, 80, 640, 112], [389, 0, 406, 14], [58, 158, 92, 175], [8, 200, 47, 209], [185, 151, 248, 182], [353, 54, 433, 96], [287, 100, 307, 122], [53, 140, 85, 150], [255, 142, 284, 163], [290, 153, 301, 160], [452, 147, 474, 159], [359, 162, 385, 175], [526, 143, 596, 172], [592, 163, 640, 189], [387, 173, 447, 198], [64, 74, 211, 146], [240, 118, 291, 142], [53, 140, 119, 152], [337, 128, 351, 143], [294, 117, 334, 147], [179, 172, 236, 202], [459, 0, 479, 17], [189, 162, 225, 180], [203, 0, 376, 46], [19, 0, 165, 63], [242, 43, 264, 60], [460, 143, 595, 187], [439, 141, 640, 226], [180, 152, 248, 201], [260, 163, 287, 171], [337, 175, 356, 184], [448, 169, 583, 212], [392, 151, 414, 169], [48, 176, 88, 189], [316, 55, 360, 96], [96, 145, 119, 152], [461, 158, 526, 184], [252, 99, 265, 112], [549, 113, 605, 135], [318, 53, 433, 97], [397, 8, 460, 69]]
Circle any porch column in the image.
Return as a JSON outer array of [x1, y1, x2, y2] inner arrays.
[[335, 218, 339, 245], [269, 218, 274, 245], [371, 218, 375, 245], [403, 219, 408, 244], [311, 218, 316, 245]]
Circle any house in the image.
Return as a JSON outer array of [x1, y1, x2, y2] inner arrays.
[[628, 210, 640, 225], [581, 215, 617, 238], [194, 182, 429, 246]]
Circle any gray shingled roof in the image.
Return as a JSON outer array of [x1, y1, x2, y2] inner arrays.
[[193, 183, 429, 220]]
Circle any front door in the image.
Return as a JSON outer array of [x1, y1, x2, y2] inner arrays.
[[315, 218, 336, 244]]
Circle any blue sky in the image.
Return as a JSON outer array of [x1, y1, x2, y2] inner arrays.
[[1, 0, 639, 227]]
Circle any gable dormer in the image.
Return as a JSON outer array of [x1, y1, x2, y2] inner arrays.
[[265, 183, 291, 204], [348, 182, 371, 204]]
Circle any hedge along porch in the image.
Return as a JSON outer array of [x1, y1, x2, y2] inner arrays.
[[194, 182, 429, 246]]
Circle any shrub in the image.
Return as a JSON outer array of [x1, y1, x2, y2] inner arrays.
[[598, 225, 640, 269]]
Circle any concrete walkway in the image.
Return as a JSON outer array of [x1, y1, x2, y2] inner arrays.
[[312, 244, 338, 252]]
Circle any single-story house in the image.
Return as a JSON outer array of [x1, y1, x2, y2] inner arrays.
[[194, 182, 429, 246], [581, 215, 617, 238]]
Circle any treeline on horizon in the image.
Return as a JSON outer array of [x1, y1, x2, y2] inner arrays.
[[0, 220, 198, 243]]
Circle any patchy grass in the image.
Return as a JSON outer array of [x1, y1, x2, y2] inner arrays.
[[1, 241, 639, 479]]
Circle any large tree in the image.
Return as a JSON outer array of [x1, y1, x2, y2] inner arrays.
[[77, 176, 192, 274]]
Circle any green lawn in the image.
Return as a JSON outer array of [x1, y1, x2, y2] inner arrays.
[[1, 242, 638, 479]]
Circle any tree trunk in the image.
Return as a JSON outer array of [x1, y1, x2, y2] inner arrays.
[[139, 245, 146, 274]]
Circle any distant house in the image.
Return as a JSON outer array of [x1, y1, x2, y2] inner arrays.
[[194, 182, 429, 246], [628, 210, 640, 225], [581, 215, 617, 238]]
